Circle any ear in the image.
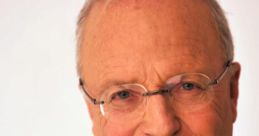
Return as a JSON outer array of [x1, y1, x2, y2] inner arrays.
[[85, 99, 106, 136], [78, 83, 103, 122], [85, 99, 103, 122], [229, 62, 241, 122]]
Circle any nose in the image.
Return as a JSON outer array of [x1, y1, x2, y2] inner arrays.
[[141, 94, 181, 135]]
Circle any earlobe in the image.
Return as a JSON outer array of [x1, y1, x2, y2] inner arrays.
[[229, 62, 241, 122]]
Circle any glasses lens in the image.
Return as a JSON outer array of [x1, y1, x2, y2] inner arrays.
[[100, 84, 146, 123], [167, 73, 214, 111]]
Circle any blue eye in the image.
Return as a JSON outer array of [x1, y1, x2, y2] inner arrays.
[[182, 83, 194, 91], [117, 91, 130, 99], [110, 90, 132, 101]]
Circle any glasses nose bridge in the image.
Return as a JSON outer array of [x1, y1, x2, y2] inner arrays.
[[142, 88, 170, 97]]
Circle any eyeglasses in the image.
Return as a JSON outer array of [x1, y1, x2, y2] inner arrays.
[[79, 61, 231, 123]]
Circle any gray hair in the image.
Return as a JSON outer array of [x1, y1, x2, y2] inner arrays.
[[76, 0, 234, 76]]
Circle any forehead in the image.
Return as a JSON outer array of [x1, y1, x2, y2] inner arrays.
[[79, 0, 225, 90]]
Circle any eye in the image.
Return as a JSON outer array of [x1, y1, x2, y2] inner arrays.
[[109, 89, 141, 108], [182, 83, 195, 91], [180, 82, 205, 91], [117, 91, 130, 99], [111, 90, 131, 100]]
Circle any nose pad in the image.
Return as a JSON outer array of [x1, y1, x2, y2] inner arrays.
[[141, 94, 181, 135]]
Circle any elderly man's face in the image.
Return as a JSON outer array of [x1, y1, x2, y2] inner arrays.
[[79, 0, 240, 135]]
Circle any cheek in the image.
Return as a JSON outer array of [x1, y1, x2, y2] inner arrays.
[[101, 119, 140, 136], [179, 98, 233, 135]]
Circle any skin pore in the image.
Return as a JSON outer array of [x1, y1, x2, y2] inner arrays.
[[79, 0, 240, 135]]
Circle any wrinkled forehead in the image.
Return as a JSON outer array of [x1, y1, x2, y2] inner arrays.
[[79, 0, 225, 82]]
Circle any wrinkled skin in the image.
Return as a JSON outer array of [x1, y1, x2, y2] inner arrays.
[[79, 0, 241, 135]]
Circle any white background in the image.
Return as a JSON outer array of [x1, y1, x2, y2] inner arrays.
[[0, 0, 258, 136]]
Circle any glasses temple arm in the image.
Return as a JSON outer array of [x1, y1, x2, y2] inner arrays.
[[79, 79, 104, 105], [210, 60, 231, 85]]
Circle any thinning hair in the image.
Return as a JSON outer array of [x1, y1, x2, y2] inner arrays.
[[76, 0, 234, 76]]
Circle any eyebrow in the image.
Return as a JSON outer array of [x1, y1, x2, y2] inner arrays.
[[96, 78, 140, 97]]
